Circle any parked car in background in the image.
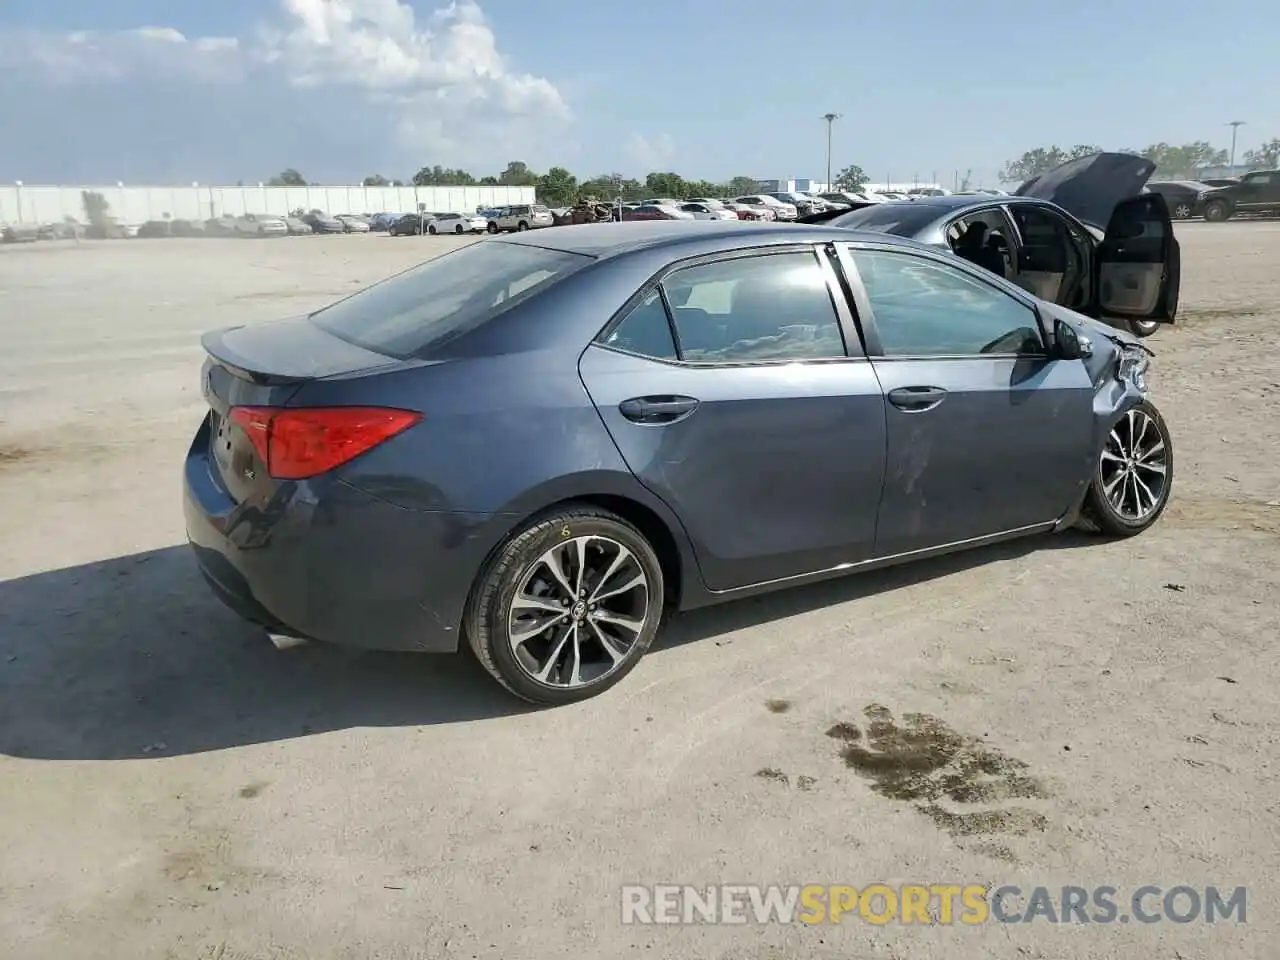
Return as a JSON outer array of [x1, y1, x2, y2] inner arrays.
[[733, 195, 798, 221], [679, 202, 738, 221], [282, 216, 313, 235], [1199, 178, 1240, 188], [137, 220, 174, 238], [170, 219, 207, 237], [622, 203, 694, 221], [1, 223, 40, 243], [335, 214, 371, 233], [800, 152, 1179, 338], [769, 191, 824, 216], [426, 212, 488, 235], [302, 212, 345, 234], [389, 213, 427, 236], [820, 191, 879, 210], [716, 200, 773, 221], [234, 213, 289, 237], [184, 220, 1176, 706], [205, 216, 239, 237], [1142, 181, 1215, 220], [485, 203, 556, 233], [1198, 169, 1280, 222], [368, 212, 403, 232]]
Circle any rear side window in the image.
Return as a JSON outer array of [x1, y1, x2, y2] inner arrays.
[[310, 241, 593, 357], [603, 291, 678, 360]]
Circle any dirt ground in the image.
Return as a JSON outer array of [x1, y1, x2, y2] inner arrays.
[[1, 225, 1277, 960]]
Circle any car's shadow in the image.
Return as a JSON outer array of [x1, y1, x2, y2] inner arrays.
[[0, 534, 1094, 760]]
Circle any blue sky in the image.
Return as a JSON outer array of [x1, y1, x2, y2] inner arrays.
[[0, 0, 1275, 187]]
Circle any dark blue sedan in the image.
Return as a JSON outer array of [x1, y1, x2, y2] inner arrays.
[[185, 220, 1177, 704]]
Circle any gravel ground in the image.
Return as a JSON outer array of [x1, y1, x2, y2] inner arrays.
[[1, 225, 1277, 960]]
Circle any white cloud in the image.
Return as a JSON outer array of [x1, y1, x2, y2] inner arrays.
[[0, 0, 569, 178], [625, 133, 676, 172]]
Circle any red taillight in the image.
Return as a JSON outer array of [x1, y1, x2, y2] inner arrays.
[[227, 406, 422, 480]]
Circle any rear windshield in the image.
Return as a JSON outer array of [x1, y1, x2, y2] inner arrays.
[[310, 240, 593, 358], [827, 202, 945, 235]]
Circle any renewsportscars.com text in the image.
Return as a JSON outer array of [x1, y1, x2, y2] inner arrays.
[[621, 884, 1247, 925]]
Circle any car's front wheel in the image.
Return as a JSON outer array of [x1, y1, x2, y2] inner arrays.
[[467, 506, 665, 705], [1080, 400, 1173, 536], [1203, 199, 1231, 222], [487, 222, 499, 234], [1127, 318, 1160, 337], [1172, 202, 1193, 219]]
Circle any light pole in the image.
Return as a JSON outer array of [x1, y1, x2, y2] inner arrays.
[[822, 113, 841, 190], [1227, 120, 1246, 175]]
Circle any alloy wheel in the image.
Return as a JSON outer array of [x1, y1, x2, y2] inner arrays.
[[506, 535, 650, 688], [1174, 203, 1192, 219], [1099, 408, 1169, 522]]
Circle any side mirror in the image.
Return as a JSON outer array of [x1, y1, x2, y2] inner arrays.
[[1054, 318, 1092, 360]]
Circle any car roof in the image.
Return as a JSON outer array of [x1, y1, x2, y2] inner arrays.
[[497, 220, 931, 258]]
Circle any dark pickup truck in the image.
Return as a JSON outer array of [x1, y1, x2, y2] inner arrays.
[[1201, 169, 1280, 222]]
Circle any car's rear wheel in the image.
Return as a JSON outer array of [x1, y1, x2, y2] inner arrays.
[[455, 224, 464, 234], [1172, 202, 1193, 219], [467, 507, 665, 705], [517, 221, 529, 231], [487, 222, 499, 234], [1203, 199, 1231, 222], [1079, 400, 1173, 536], [1127, 318, 1160, 337], [428, 225, 437, 235]]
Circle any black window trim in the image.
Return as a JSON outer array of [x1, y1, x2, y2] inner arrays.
[[592, 243, 866, 368], [832, 240, 1052, 362]]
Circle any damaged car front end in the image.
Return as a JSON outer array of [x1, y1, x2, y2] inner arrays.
[[1044, 303, 1172, 536]]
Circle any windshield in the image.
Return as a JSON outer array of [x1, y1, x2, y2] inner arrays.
[[827, 202, 945, 234], [310, 240, 593, 358]]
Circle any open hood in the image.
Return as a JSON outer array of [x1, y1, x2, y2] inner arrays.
[[1015, 152, 1156, 230]]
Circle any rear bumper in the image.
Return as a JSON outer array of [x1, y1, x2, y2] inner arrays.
[[183, 420, 498, 653]]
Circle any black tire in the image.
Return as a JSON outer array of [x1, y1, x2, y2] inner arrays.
[[428, 225, 437, 235], [455, 224, 464, 234], [1079, 399, 1173, 537], [487, 222, 499, 234], [1127, 318, 1160, 338], [1203, 199, 1231, 222], [517, 221, 529, 231], [1172, 202, 1193, 220], [466, 506, 666, 705]]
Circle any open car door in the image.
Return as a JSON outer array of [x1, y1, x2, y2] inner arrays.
[[1094, 192, 1179, 323]]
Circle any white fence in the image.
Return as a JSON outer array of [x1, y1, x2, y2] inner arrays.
[[0, 184, 539, 226]]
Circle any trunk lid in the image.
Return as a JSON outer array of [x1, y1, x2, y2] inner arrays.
[[200, 317, 401, 503], [1015, 152, 1156, 230]]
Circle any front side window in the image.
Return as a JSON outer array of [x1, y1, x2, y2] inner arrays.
[[850, 249, 1044, 357], [662, 252, 847, 362]]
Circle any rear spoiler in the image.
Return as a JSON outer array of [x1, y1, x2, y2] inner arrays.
[[795, 201, 877, 225]]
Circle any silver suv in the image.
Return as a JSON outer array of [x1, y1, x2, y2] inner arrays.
[[485, 203, 554, 233]]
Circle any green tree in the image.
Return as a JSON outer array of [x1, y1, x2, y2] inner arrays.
[[999, 145, 1101, 183], [497, 161, 539, 186], [411, 166, 476, 186], [363, 174, 390, 186], [536, 166, 578, 205], [267, 168, 307, 187], [833, 165, 868, 191], [644, 172, 686, 198], [80, 190, 110, 226], [724, 176, 760, 196], [1243, 138, 1280, 170], [1133, 142, 1228, 178]]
